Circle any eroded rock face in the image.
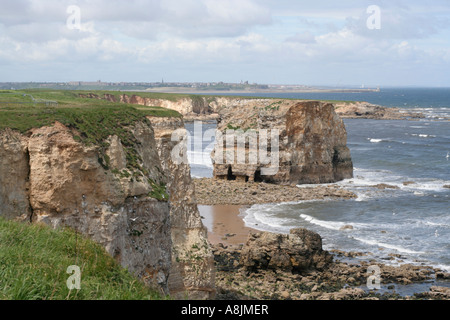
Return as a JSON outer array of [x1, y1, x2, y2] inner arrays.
[[212, 100, 353, 185], [149, 116, 215, 299], [0, 129, 31, 221], [0, 117, 215, 298], [25, 121, 172, 293], [119, 95, 211, 115], [240, 229, 333, 273]]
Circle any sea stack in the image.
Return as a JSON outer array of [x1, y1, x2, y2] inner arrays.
[[211, 100, 353, 185]]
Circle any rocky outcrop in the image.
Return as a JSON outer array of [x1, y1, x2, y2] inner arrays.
[[213, 229, 333, 274], [149, 116, 215, 299], [211, 100, 353, 185], [0, 118, 215, 298], [14, 121, 172, 293], [334, 101, 424, 120], [193, 178, 356, 205], [213, 237, 448, 300], [240, 229, 333, 273]]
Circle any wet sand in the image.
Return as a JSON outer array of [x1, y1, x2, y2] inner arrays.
[[198, 205, 257, 246]]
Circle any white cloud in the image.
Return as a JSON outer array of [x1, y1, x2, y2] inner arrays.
[[1, 0, 450, 85], [285, 31, 317, 43]]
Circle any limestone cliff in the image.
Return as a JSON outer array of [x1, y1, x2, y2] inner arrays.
[[79, 92, 423, 121], [0, 118, 214, 298], [0, 121, 172, 293], [79, 93, 212, 116], [149, 116, 215, 299], [0, 129, 31, 221], [211, 100, 353, 185]]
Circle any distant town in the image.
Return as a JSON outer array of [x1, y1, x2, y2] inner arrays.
[[0, 81, 380, 93]]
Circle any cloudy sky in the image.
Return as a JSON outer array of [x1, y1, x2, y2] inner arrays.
[[1, 0, 450, 86]]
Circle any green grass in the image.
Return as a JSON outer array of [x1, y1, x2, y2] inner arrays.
[[0, 90, 181, 185], [0, 217, 165, 300], [0, 89, 182, 133], [76, 89, 195, 102]]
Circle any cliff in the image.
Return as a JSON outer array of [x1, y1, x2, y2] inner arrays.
[[211, 100, 353, 185], [79, 92, 424, 121], [0, 116, 214, 298], [79, 93, 213, 118], [149, 116, 215, 299]]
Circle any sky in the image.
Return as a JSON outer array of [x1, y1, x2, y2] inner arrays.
[[1, 0, 450, 87]]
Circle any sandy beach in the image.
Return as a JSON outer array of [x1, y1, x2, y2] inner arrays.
[[198, 205, 256, 246]]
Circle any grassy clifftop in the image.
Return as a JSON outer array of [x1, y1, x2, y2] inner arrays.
[[0, 217, 164, 300], [0, 89, 182, 134], [0, 89, 183, 179]]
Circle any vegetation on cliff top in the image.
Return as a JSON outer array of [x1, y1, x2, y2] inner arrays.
[[0, 89, 172, 198], [0, 217, 164, 300], [0, 89, 181, 134]]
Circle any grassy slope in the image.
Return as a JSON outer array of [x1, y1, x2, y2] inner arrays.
[[0, 90, 182, 179], [0, 217, 164, 300], [0, 89, 182, 133]]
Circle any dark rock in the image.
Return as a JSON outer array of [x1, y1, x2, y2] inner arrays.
[[240, 229, 333, 273]]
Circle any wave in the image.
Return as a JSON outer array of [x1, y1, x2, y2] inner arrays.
[[410, 133, 436, 138], [354, 192, 373, 202], [405, 107, 450, 120], [242, 204, 292, 234], [352, 237, 425, 255], [339, 167, 450, 194], [299, 213, 370, 231], [299, 214, 345, 230], [240, 198, 450, 273], [431, 264, 450, 273]]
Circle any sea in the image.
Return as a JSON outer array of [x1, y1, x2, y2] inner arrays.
[[185, 87, 450, 273]]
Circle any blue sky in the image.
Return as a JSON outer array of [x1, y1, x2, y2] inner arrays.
[[1, 0, 450, 87]]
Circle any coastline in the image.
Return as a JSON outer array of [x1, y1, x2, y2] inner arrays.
[[198, 205, 255, 246], [194, 178, 450, 300], [143, 87, 381, 95]]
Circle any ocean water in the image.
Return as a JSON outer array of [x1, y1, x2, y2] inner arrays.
[[186, 88, 450, 272]]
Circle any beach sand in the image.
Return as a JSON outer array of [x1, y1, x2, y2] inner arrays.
[[198, 205, 256, 246]]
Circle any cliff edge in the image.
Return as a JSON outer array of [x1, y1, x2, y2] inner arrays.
[[0, 114, 215, 298]]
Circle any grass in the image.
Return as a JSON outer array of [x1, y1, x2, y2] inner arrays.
[[0, 90, 180, 190], [0, 217, 165, 300], [0, 89, 182, 133]]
